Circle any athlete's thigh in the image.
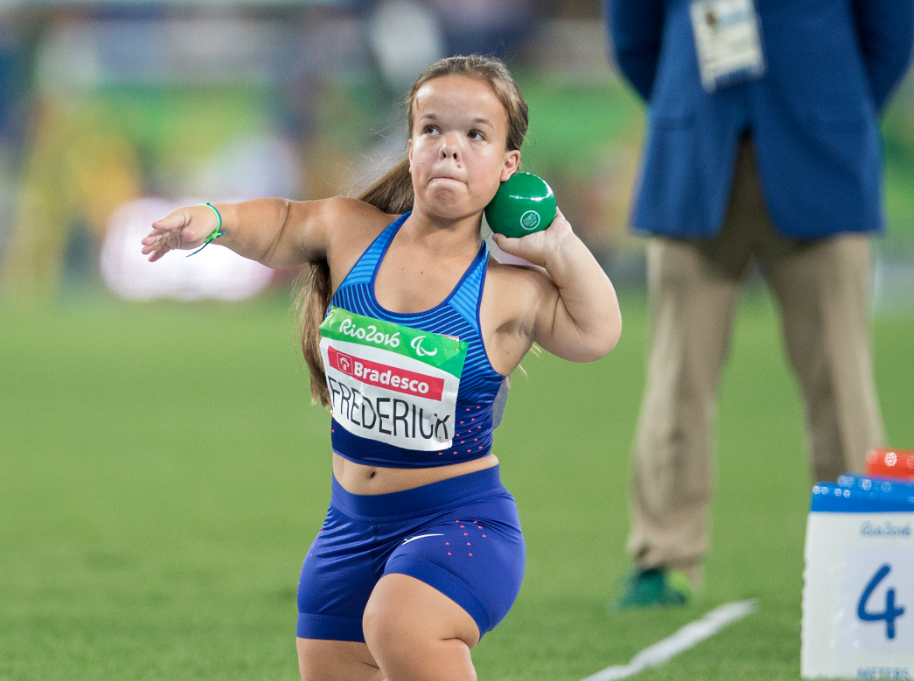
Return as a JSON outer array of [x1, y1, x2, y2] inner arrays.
[[296, 638, 384, 681], [363, 574, 478, 681]]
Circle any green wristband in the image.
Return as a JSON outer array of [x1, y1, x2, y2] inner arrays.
[[186, 203, 226, 257]]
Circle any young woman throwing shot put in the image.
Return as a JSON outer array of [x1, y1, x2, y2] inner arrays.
[[142, 55, 621, 681]]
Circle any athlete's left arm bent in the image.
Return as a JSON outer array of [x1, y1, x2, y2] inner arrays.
[[492, 209, 621, 362]]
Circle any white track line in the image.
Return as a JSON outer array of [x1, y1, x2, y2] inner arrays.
[[580, 599, 759, 681]]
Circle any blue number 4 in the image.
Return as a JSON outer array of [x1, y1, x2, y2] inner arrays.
[[858, 564, 906, 639]]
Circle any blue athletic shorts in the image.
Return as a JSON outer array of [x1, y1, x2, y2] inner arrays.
[[296, 465, 525, 642]]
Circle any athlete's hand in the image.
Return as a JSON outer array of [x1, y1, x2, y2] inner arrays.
[[490, 207, 575, 270], [141, 205, 218, 262]]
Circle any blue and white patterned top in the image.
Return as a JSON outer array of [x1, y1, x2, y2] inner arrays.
[[327, 212, 506, 468]]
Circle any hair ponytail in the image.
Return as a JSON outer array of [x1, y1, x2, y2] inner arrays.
[[296, 159, 414, 406], [358, 157, 414, 215]]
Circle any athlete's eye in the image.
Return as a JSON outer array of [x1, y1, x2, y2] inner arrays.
[[468, 130, 486, 141], [423, 125, 440, 136]]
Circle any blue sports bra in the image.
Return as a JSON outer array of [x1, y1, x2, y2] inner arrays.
[[320, 212, 506, 468]]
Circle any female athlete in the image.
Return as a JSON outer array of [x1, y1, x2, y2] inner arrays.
[[142, 55, 621, 681]]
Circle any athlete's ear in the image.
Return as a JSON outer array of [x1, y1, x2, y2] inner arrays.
[[408, 138, 414, 173], [501, 149, 520, 182]]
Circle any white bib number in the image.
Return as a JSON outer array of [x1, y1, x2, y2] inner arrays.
[[319, 307, 468, 451]]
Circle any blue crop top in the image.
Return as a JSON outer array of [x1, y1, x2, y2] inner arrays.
[[320, 212, 506, 468]]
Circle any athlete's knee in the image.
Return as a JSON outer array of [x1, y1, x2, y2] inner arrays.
[[364, 622, 476, 681]]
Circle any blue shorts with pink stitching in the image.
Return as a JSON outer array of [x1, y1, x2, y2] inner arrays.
[[296, 465, 525, 642]]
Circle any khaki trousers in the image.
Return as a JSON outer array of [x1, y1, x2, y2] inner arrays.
[[627, 138, 886, 575]]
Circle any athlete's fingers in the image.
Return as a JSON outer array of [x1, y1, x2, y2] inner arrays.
[[140, 233, 162, 252], [140, 234, 167, 248], [144, 237, 173, 262], [143, 205, 214, 261], [492, 229, 549, 266], [492, 207, 574, 268], [148, 211, 201, 245], [150, 210, 190, 233], [142, 226, 197, 246], [141, 233, 181, 262]]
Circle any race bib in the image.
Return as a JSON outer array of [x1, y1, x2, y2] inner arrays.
[[319, 307, 468, 450], [690, 0, 765, 92]]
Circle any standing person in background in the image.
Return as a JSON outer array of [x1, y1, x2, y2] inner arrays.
[[604, 0, 914, 607], [143, 55, 621, 680]]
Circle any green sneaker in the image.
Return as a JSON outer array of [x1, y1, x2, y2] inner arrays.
[[610, 567, 694, 610]]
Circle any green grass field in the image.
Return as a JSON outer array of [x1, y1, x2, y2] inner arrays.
[[2, 291, 913, 681]]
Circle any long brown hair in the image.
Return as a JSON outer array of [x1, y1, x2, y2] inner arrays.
[[297, 54, 529, 406]]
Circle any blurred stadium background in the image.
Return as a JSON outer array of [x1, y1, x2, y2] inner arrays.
[[0, 0, 649, 305], [2, 2, 914, 680], [1, 0, 911, 306]]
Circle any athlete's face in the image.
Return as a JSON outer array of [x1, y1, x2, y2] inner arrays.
[[408, 75, 520, 220]]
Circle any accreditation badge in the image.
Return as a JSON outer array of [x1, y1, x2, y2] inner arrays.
[[319, 307, 468, 451], [690, 0, 765, 92]]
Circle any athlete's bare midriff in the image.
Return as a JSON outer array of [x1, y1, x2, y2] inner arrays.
[[332, 452, 499, 496]]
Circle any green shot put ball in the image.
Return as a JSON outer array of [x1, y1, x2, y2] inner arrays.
[[484, 172, 557, 239]]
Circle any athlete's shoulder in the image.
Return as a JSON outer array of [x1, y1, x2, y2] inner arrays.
[[311, 197, 397, 230], [321, 198, 401, 287]]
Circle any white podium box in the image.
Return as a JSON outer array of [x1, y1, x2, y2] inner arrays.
[[802, 477, 914, 679]]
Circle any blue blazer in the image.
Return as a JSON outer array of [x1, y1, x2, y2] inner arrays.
[[605, 0, 914, 238]]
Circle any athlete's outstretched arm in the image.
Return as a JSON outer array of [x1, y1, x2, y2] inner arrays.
[[493, 209, 621, 362], [141, 196, 374, 268]]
